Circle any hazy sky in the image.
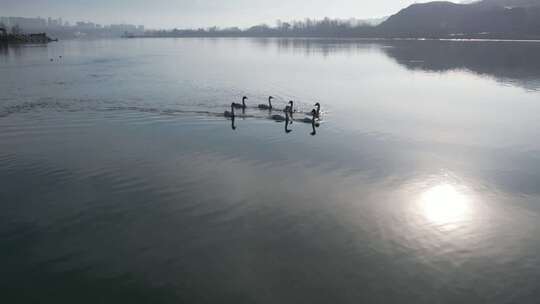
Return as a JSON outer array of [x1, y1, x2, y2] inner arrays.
[[2, 0, 448, 29]]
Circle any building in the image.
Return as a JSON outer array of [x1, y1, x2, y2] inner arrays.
[[5, 17, 47, 30], [0, 16, 9, 26], [75, 21, 96, 29], [47, 17, 63, 27], [109, 24, 137, 32], [1, 15, 146, 38]]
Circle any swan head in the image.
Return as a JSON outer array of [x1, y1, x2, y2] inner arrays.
[[269, 96, 273, 100], [315, 102, 320, 107], [289, 100, 293, 105], [242, 96, 248, 101]]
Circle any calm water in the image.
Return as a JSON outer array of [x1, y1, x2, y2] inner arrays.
[[1, 38, 540, 303]]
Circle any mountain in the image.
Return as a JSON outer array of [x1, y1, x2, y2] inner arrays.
[[377, 0, 540, 38]]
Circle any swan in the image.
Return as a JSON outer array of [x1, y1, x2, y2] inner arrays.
[[232, 96, 248, 109], [280, 100, 294, 123], [284, 100, 294, 114], [314, 102, 321, 118], [224, 103, 235, 118], [258, 96, 273, 110]]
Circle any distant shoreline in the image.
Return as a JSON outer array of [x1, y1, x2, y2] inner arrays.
[[0, 33, 57, 44], [124, 35, 540, 43]]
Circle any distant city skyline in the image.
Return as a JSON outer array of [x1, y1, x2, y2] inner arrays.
[[0, 16, 143, 29], [0, 16, 143, 32], [0, 0, 461, 29], [0, 16, 144, 39]]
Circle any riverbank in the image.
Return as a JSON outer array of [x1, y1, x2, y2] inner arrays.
[[0, 33, 57, 44]]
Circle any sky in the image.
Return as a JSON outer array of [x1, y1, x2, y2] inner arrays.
[[1, 0, 448, 29]]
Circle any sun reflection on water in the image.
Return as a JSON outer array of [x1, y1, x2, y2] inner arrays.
[[419, 183, 472, 230]]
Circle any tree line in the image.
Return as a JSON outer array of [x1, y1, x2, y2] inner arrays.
[[143, 18, 379, 38]]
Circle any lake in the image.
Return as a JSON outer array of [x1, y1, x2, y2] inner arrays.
[[1, 38, 540, 303]]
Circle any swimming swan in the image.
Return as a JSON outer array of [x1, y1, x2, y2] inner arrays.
[[258, 96, 273, 110], [233, 96, 248, 109], [284, 100, 294, 114], [314, 102, 321, 118]]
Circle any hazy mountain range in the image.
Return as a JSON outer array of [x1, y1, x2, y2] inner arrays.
[[379, 0, 540, 38]]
